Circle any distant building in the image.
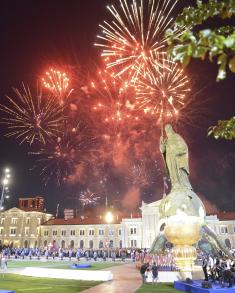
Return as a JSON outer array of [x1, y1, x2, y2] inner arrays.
[[64, 209, 75, 220], [0, 207, 52, 248], [0, 199, 235, 250], [18, 196, 45, 212]]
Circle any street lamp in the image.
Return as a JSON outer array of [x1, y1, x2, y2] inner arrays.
[[0, 168, 11, 211], [105, 211, 114, 259]]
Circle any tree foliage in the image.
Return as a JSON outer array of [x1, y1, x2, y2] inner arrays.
[[167, 0, 235, 140], [166, 0, 235, 81], [208, 117, 235, 140]]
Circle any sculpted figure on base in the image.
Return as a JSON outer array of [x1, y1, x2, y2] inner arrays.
[[150, 124, 233, 258], [160, 124, 192, 192]]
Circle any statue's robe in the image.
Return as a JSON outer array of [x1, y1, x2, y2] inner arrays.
[[161, 132, 192, 191]]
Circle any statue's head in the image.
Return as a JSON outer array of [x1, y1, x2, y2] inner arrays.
[[165, 124, 174, 136]]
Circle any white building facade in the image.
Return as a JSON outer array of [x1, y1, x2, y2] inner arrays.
[[0, 201, 235, 250]]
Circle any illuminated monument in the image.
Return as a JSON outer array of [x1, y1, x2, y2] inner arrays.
[[156, 124, 205, 270], [150, 124, 232, 271]]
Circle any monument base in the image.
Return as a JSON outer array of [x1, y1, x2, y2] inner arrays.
[[145, 269, 204, 283], [174, 280, 235, 293]]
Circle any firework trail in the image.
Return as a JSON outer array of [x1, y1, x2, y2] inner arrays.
[[42, 68, 73, 104], [79, 189, 100, 206], [95, 0, 183, 80], [0, 84, 65, 145]]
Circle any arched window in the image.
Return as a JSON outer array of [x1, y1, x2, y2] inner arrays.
[[160, 223, 166, 232], [52, 240, 57, 250], [24, 240, 28, 248], [70, 240, 74, 249], [34, 240, 37, 248], [119, 240, 122, 249], [44, 240, 48, 247], [61, 240, 65, 249], [89, 240, 93, 249], [109, 240, 114, 248], [99, 240, 103, 249], [225, 238, 231, 249], [80, 240, 84, 249]]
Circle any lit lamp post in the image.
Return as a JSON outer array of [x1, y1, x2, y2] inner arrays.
[[105, 211, 113, 259], [0, 168, 11, 211]]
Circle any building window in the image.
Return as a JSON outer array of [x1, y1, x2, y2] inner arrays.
[[52, 230, 58, 236], [25, 227, 29, 236], [99, 229, 104, 236], [225, 238, 231, 249], [44, 230, 49, 236], [109, 240, 114, 248], [61, 230, 66, 236], [70, 240, 75, 249], [99, 240, 103, 248], [70, 230, 75, 236], [0, 228, 3, 235], [89, 240, 93, 249], [79, 230, 85, 236], [26, 218, 30, 225], [61, 240, 65, 248], [89, 229, 94, 236], [12, 218, 17, 225], [130, 227, 137, 235], [80, 240, 84, 249], [119, 240, 122, 249], [118, 229, 122, 236], [220, 226, 228, 234], [131, 239, 137, 247], [109, 229, 114, 236], [1, 218, 5, 225], [10, 228, 16, 235]]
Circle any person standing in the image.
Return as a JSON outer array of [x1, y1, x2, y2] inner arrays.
[[152, 262, 158, 285], [140, 263, 148, 284], [69, 249, 73, 261], [76, 249, 80, 262], [202, 257, 209, 281]]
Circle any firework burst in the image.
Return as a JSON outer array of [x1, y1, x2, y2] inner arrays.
[[89, 69, 139, 126], [134, 53, 191, 124], [0, 84, 65, 145], [42, 68, 73, 104], [95, 0, 183, 80], [31, 123, 95, 185], [79, 189, 100, 206], [127, 160, 161, 187]]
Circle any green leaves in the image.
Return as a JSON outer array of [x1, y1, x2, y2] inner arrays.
[[167, 0, 235, 139], [208, 117, 235, 140], [166, 0, 235, 81], [229, 56, 235, 73]]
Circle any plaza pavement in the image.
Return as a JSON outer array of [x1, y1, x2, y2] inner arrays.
[[81, 262, 142, 293]]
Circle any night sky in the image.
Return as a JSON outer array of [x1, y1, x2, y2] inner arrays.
[[0, 0, 235, 215]]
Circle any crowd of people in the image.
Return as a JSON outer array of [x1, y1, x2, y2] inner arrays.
[[0, 246, 142, 262], [202, 255, 235, 288], [2, 244, 235, 288]]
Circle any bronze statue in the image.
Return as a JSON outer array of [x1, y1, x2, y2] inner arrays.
[[160, 124, 192, 191]]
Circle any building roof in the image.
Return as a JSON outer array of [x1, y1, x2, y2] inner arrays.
[[216, 212, 235, 221], [42, 214, 141, 226], [43, 217, 121, 226]]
